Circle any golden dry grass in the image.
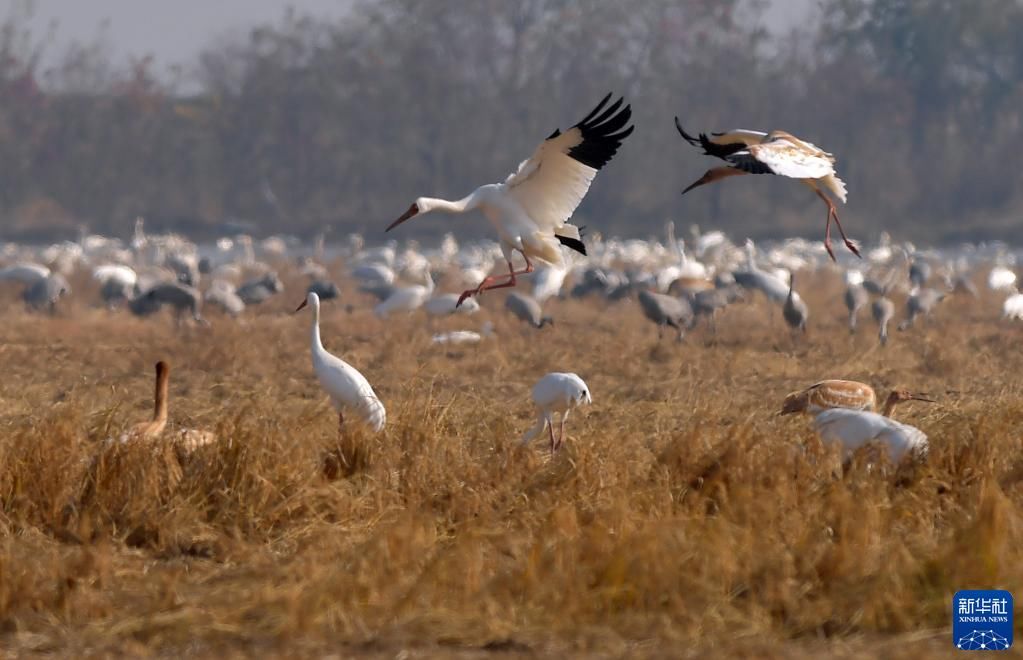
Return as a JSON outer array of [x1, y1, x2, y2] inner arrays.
[[1, 266, 1022, 658]]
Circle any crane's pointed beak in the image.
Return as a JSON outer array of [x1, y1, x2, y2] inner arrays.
[[294, 299, 308, 313], [386, 203, 419, 231], [910, 393, 936, 403]]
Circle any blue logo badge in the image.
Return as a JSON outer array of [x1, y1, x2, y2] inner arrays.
[[953, 590, 1013, 650]]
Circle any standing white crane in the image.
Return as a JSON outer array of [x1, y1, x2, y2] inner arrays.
[[674, 119, 858, 261], [296, 292, 385, 434], [386, 93, 634, 307], [374, 271, 434, 318], [521, 372, 592, 454], [657, 221, 709, 292]]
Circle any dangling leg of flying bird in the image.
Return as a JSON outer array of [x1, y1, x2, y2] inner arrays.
[[386, 94, 633, 306], [674, 117, 860, 261]]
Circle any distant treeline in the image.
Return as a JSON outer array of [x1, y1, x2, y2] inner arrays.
[[2, 0, 1023, 244]]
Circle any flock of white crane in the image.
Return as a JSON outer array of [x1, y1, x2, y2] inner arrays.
[[3, 94, 1023, 467]]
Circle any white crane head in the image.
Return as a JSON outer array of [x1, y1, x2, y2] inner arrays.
[[386, 197, 438, 231], [295, 291, 320, 313]]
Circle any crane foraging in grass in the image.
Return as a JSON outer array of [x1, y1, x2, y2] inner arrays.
[[779, 379, 934, 464], [812, 406, 931, 465], [779, 380, 934, 417], [522, 372, 592, 454], [674, 119, 858, 261], [386, 93, 634, 307], [296, 292, 386, 434]]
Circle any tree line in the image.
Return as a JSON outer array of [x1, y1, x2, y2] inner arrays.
[[2, 0, 1022, 244]]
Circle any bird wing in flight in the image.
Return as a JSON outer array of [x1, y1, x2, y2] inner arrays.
[[504, 93, 633, 233], [675, 118, 766, 160], [749, 140, 835, 179]]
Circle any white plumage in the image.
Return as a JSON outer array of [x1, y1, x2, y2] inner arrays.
[[531, 263, 570, 303], [297, 292, 385, 433], [812, 408, 928, 464], [424, 293, 480, 316], [92, 263, 138, 288], [374, 272, 434, 318], [989, 266, 1017, 292], [387, 94, 633, 307], [1003, 292, 1023, 320], [522, 372, 592, 453], [0, 262, 50, 285], [431, 322, 494, 346]]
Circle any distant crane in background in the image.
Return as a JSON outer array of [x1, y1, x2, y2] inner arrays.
[[386, 93, 634, 307], [674, 119, 858, 261]]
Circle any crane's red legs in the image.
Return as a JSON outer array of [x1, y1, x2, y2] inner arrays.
[[812, 187, 860, 261], [457, 251, 534, 306]]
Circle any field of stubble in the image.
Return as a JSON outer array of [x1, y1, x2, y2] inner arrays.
[[1, 265, 1022, 658]]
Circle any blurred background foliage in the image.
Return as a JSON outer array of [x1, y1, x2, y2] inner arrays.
[[1, 0, 1022, 243]]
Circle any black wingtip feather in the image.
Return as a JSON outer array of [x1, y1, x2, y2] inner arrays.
[[557, 235, 587, 255], [577, 92, 614, 126], [674, 117, 701, 147], [566, 94, 634, 170]]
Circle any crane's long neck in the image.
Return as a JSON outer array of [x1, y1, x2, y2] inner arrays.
[[310, 303, 324, 355], [420, 192, 481, 216], [153, 367, 169, 424], [881, 395, 899, 418]]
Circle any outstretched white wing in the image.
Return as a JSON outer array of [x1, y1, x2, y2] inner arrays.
[[750, 140, 835, 179], [504, 94, 633, 232]]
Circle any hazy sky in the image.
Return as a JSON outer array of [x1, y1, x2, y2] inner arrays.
[[14, 0, 815, 72]]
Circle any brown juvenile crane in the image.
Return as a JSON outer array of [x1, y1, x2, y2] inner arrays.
[[674, 119, 858, 261], [779, 379, 934, 417]]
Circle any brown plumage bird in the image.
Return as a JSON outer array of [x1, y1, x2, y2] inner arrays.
[[779, 380, 933, 417], [121, 361, 170, 442], [119, 361, 217, 454], [675, 118, 858, 262]]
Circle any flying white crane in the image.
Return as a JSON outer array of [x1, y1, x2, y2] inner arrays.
[[387, 93, 634, 307], [521, 372, 592, 454], [674, 119, 858, 261], [296, 292, 385, 434]]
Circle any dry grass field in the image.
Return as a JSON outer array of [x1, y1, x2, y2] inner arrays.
[[1, 266, 1022, 658]]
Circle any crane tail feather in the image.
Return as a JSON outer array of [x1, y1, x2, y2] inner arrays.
[[556, 234, 587, 256]]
